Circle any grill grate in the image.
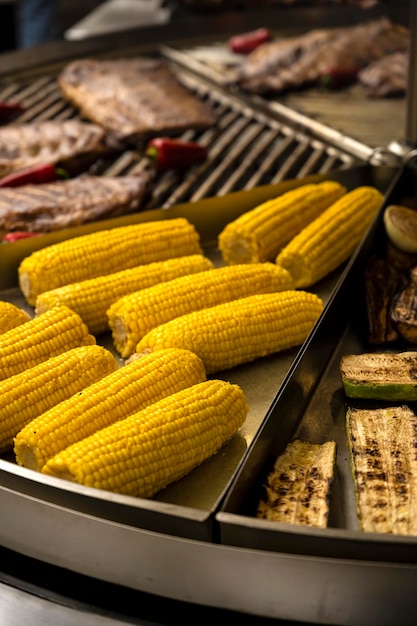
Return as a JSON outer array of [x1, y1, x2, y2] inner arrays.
[[0, 54, 360, 210]]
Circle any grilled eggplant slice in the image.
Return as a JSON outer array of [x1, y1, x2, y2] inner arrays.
[[365, 256, 404, 344], [347, 405, 417, 535], [256, 438, 336, 528], [340, 351, 417, 400], [391, 270, 417, 343]]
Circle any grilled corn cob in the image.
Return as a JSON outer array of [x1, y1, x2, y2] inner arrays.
[[35, 254, 213, 336], [0, 305, 95, 382], [14, 347, 207, 472], [133, 290, 323, 374], [0, 300, 30, 334], [18, 217, 203, 305], [218, 181, 346, 265], [347, 405, 417, 535], [41, 379, 249, 498], [109, 262, 294, 358], [256, 439, 337, 528], [0, 345, 117, 453], [275, 186, 383, 288]]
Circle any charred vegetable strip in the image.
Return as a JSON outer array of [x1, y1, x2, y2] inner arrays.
[[347, 405, 417, 535], [228, 28, 271, 54], [0, 101, 24, 120], [0, 164, 68, 187], [340, 351, 417, 401], [256, 439, 337, 528], [145, 137, 207, 171], [365, 256, 404, 345]]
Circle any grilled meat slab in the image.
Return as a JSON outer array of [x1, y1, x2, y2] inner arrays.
[[0, 120, 110, 179], [58, 57, 216, 144], [0, 173, 151, 233], [358, 51, 407, 97], [236, 18, 409, 94]]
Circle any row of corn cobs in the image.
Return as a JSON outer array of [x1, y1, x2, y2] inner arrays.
[[0, 179, 383, 503]]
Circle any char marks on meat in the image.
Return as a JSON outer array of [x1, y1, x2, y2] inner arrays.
[[235, 18, 409, 94], [58, 57, 216, 144], [0, 173, 152, 233], [0, 120, 110, 178], [358, 51, 407, 97]]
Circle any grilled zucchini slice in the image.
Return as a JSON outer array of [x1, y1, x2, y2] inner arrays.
[[256, 438, 336, 528], [347, 405, 417, 535], [340, 351, 417, 400]]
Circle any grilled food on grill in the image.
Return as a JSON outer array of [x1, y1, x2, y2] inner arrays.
[[391, 268, 417, 343], [347, 405, 417, 535], [365, 256, 404, 344], [235, 18, 409, 94], [358, 51, 407, 97], [256, 439, 337, 528], [58, 57, 216, 144], [340, 351, 417, 400], [0, 120, 110, 179], [0, 173, 152, 234]]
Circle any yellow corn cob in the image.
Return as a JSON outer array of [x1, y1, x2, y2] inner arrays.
[[41, 379, 249, 498], [0, 305, 95, 382], [218, 181, 346, 265], [35, 254, 214, 336], [0, 345, 117, 454], [0, 300, 30, 334], [133, 290, 323, 375], [108, 262, 294, 358], [18, 217, 203, 306], [275, 186, 383, 288], [14, 347, 207, 472]]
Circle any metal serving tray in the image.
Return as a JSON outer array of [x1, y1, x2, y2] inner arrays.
[[217, 159, 417, 563], [0, 164, 405, 626]]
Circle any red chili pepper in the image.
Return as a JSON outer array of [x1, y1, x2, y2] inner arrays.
[[0, 101, 25, 120], [0, 164, 68, 187], [320, 67, 359, 90], [228, 28, 271, 54], [2, 231, 42, 243], [145, 137, 208, 172]]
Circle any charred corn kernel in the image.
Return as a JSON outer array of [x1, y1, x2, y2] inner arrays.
[[18, 218, 203, 305], [218, 181, 346, 265], [14, 347, 207, 471], [0, 300, 30, 334], [276, 186, 383, 288], [133, 290, 323, 375], [109, 262, 294, 358], [35, 254, 214, 336], [0, 305, 95, 382], [256, 439, 337, 528], [0, 345, 117, 454], [42, 379, 249, 498]]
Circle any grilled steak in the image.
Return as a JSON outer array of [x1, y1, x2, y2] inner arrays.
[[358, 51, 407, 97], [58, 57, 216, 144], [0, 120, 111, 179], [0, 173, 151, 233], [235, 18, 409, 94]]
